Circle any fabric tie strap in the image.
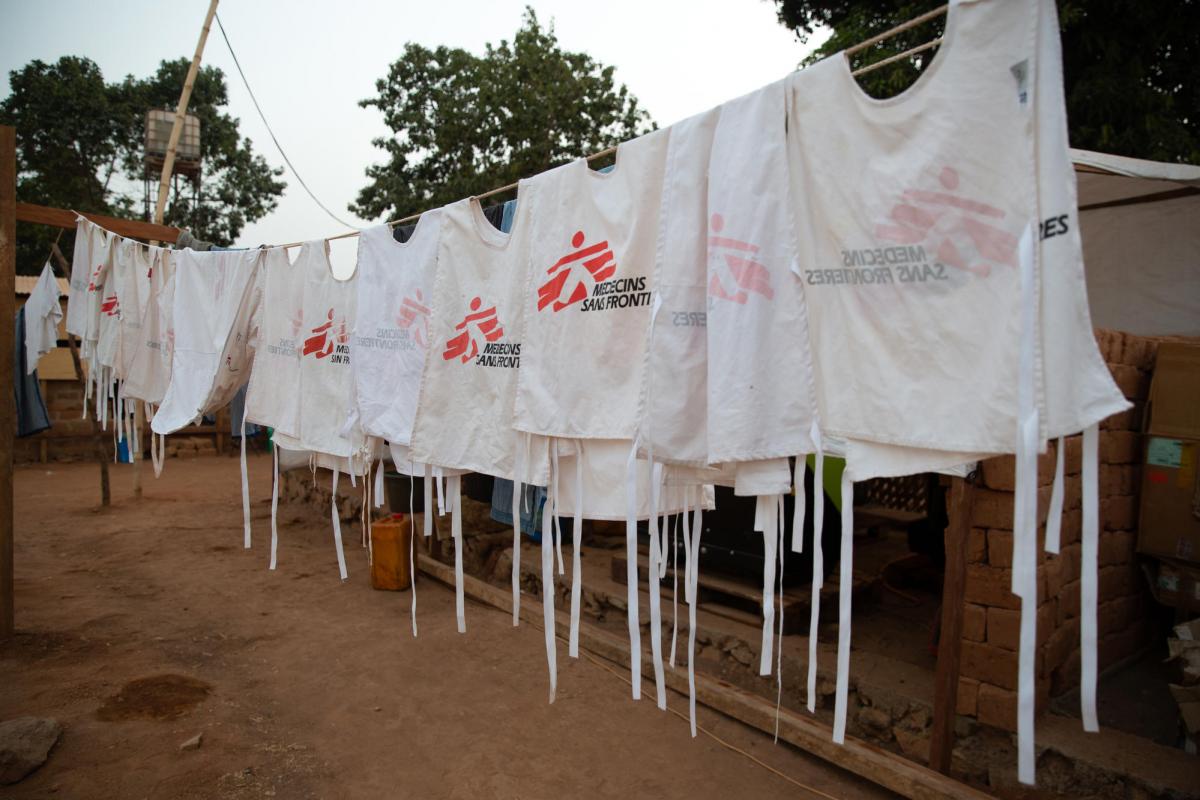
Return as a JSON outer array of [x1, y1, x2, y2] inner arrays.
[[330, 468, 349, 581], [832, 471, 855, 744], [568, 443, 584, 657], [806, 448, 826, 712], [269, 445, 280, 570], [541, 460, 558, 703], [1045, 436, 1066, 553], [624, 440, 642, 700], [449, 475, 465, 634], [240, 413, 251, 549], [757, 494, 778, 676], [1081, 424, 1100, 732]]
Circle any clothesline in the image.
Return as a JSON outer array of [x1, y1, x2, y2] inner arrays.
[[274, 5, 949, 250]]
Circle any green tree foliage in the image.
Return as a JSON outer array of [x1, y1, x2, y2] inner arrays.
[[1, 55, 285, 273], [353, 7, 653, 221], [771, 0, 1199, 164]]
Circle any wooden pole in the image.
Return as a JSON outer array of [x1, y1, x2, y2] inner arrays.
[[136, 0, 218, 500], [928, 476, 975, 773], [49, 244, 110, 508], [1, 125, 16, 638]]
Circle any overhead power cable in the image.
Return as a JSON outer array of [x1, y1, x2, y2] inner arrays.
[[213, 12, 361, 231]]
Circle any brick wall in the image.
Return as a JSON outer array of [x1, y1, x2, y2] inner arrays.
[[955, 329, 1153, 730]]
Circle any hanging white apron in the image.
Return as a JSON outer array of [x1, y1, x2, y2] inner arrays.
[[151, 248, 261, 435], [244, 247, 303, 439], [66, 217, 106, 340], [352, 213, 445, 473], [122, 248, 175, 405]]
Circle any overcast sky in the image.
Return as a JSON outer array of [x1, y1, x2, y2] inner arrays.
[[2, 0, 824, 272]]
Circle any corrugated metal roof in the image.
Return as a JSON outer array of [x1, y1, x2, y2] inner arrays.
[[15, 275, 71, 296]]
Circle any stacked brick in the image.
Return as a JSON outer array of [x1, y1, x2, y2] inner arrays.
[[14, 379, 100, 462], [954, 329, 1153, 731]]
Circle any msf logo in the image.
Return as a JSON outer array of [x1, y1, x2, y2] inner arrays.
[[398, 290, 431, 349], [101, 294, 120, 318], [302, 309, 349, 360], [874, 166, 1017, 277], [708, 213, 774, 304], [537, 230, 617, 312], [443, 297, 503, 363]]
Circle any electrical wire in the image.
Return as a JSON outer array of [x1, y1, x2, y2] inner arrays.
[[213, 12, 361, 232]]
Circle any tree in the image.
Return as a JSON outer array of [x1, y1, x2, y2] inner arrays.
[[353, 7, 653, 221], [771, 0, 1200, 164], [1, 56, 286, 273]]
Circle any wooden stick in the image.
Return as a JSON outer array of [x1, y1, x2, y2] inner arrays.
[[151, 0, 220, 230], [15, 202, 180, 243], [852, 38, 943, 78], [0, 125, 15, 638], [844, 5, 947, 57], [417, 552, 992, 800], [928, 476, 975, 773], [49, 243, 111, 508]]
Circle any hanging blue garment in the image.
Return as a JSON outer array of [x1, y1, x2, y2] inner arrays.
[[14, 308, 51, 438]]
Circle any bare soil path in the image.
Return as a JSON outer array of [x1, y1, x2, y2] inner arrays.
[[1, 455, 895, 799]]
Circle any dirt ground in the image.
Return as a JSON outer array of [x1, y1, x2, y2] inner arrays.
[[1, 454, 896, 799]]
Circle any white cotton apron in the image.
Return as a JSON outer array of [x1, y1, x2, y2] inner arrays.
[[706, 78, 818, 465], [66, 217, 106, 340], [294, 240, 364, 464], [244, 247, 303, 438], [112, 240, 154, 384], [352, 213, 445, 469], [122, 249, 175, 405], [635, 107, 720, 470], [152, 248, 261, 434], [410, 197, 548, 484], [513, 128, 668, 442], [24, 263, 62, 371]]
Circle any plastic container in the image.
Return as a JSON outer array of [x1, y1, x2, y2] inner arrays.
[[369, 514, 413, 591]]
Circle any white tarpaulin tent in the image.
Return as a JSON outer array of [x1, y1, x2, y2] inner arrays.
[[1074, 149, 1200, 337]]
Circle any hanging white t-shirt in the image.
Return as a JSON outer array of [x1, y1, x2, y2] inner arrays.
[[245, 247, 303, 438], [122, 249, 175, 405], [512, 129, 669, 442], [410, 197, 547, 484], [152, 248, 261, 434], [352, 213, 445, 466], [24, 262, 62, 372]]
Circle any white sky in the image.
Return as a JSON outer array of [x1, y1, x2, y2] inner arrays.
[[2, 0, 824, 273]]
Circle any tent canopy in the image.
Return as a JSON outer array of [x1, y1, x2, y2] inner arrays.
[[1073, 148, 1200, 337]]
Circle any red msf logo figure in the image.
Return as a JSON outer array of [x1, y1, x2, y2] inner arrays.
[[874, 166, 1016, 277], [708, 213, 774, 304], [101, 294, 120, 317], [537, 230, 617, 312], [443, 297, 504, 362], [398, 290, 431, 349], [87, 264, 104, 292], [302, 308, 348, 359]]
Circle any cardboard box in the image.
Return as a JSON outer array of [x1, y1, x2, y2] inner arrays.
[[1149, 558, 1200, 612], [1138, 343, 1200, 565]]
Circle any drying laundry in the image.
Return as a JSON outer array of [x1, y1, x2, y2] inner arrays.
[[23, 262, 62, 372]]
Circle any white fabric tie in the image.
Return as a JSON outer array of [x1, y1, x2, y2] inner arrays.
[[1045, 436, 1065, 553], [792, 456, 807, 553], [330, 468, 349, 581], [757, 494, 778, 676], [269, 445, 279, 570], [408, 460, 418, 638], [648, 461, 667, 709], [541, 462, 558, 703], [1012, 224, 1040, 786], [240, 414, 251, 549], [669, 511, 679, 668], [568, 443, 584, 658], [449, 475, 465, 633], [685, 488, 703, 736], [832, 471, 855, 744], [511, 434, 524, 627], [774, 494, 786, 743], [423, 464, 433, 538], [624, 440, 642, 700], [1081, 423, 1100, 732], [806, 448, 826, 712]]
